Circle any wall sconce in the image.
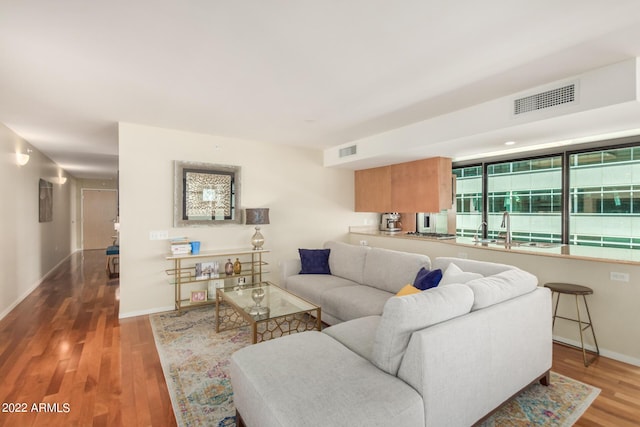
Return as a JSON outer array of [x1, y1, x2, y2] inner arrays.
[[245, 208, 270, 250], [16, 149, 32, 166]]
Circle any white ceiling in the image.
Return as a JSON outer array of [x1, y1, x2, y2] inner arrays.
[[2, 1, 640, 179]]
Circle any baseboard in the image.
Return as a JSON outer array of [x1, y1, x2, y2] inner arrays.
[[553, 335, 640, 367], [119, 305, 176, 319], [0, 252, 76, 322]]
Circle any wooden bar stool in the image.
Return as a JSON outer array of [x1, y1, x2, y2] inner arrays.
[[544, 282, 599, 366]]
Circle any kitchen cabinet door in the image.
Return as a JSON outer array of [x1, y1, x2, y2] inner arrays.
[[391, 157, 452, 212], [354, 165, 392, 212]]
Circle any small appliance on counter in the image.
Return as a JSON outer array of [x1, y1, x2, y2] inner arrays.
[[380, 212, 402, 233], [406, 212, 457, 239]]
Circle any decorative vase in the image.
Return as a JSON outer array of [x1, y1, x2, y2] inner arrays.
[[224, 258, 233, 276], [233, 258, 242, 275], [249, 287, 268, 316], [251, 288, 265, 306]]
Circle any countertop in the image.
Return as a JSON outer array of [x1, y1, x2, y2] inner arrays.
[[349, 227, 640, 265]]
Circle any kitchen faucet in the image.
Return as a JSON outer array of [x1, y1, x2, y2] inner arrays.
[[473, 221, 487, 242], [500, 211, 512, 245]]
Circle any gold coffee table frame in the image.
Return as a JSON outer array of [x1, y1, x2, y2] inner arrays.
[[216, 281, 321, 343]]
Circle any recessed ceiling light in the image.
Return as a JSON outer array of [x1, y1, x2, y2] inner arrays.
[[504, 141, 516, 146]]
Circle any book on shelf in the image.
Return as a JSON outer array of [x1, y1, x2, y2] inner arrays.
[[171, 249, 191, 255], [171, 242, 192, 254], [170, 237, 189, 244]]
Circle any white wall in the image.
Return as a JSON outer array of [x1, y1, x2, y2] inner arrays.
[[349, 234, 640, 366], [118, 123, 376, 318], [0, 123, 74, 319]]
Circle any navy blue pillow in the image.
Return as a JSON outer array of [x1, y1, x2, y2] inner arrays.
[[413, 267, 443, 290], [298, 249, 331, 274]]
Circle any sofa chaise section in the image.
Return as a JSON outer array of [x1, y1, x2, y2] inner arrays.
[[230, 331, 425, 427]]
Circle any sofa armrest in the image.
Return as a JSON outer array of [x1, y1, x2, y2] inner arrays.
[[279, 258, 301, 287], [397, 287, 552, 427]]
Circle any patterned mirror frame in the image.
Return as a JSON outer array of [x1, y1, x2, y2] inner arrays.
[[173, 160, 242, 227]]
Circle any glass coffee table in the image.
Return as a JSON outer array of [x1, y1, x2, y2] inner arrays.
[[216, 281, 321, 343]]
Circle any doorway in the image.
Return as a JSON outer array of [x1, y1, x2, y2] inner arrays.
[[82, 189, 118, 250]]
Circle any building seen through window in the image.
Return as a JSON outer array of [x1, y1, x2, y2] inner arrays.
[[453, 143, 640, 249], [569, 146, 640, 249]]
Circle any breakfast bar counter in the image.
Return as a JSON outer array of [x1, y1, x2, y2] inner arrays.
[[349, 227, 640, 265]]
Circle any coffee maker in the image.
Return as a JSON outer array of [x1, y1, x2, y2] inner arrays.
[[380, 212, 401, 233]]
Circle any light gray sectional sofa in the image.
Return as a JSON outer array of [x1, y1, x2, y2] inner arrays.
[[280, 241, 431, 325], [231, 244, 553, 427]]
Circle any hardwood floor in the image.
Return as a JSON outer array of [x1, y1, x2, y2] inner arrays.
[[1, 250, 639, 426], [0, 250, 175, 427], [553, 344, 640, 426]]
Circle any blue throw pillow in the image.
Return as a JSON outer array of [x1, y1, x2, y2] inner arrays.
[[413, 267, 443, 290], [298, 249, 331, 274]]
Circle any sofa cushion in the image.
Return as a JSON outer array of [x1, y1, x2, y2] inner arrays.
[[466, 268, 538, 310], [285, 274, 357, 309], [324, 241, 370, 284], [363, 247, 431, 294], [298, 248, 331, 274], [413, 267, 443, 290], [231, 331, 424, 427], [372, 283, 474, 376], [438, 263, 483, 286], [323, 315, 381, 361], [322, 285, 393, 322]]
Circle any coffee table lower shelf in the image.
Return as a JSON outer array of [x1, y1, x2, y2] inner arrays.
[[216, 282, 321, 343]]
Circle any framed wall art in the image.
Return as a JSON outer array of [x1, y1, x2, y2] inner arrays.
[[173, 161, 242, 227], [39, 179, 53, 223]]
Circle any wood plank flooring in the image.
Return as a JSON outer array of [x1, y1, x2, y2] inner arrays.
[[0, 250, 175, 427], [0, 250, 639, 426]]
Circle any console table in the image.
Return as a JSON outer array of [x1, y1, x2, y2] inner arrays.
[[166, 248, 269, 313]]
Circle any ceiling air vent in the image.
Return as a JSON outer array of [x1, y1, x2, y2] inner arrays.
[[514, 83, 576, 115], [339, 145, 357, 158]]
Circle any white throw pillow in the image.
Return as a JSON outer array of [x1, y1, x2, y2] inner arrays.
[[439, 263, 483, 286], [466, 268, 538, 310]]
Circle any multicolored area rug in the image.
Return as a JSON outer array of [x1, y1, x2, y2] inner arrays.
[[150, 306, 600, 427], [479, 372, 599, 427]]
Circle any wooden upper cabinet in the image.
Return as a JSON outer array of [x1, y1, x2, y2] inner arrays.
[[355, 165, 392, 212], [392, 157, 452, 212], [354, 157, 452, 213]]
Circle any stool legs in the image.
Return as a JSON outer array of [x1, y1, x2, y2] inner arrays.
[[550, 291, 599, 367], [577, 294, 599, 366]]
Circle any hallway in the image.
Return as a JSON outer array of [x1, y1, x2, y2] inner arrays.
[[0, 250, 175, 426]]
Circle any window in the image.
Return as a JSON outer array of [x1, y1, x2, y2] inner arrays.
[[486, 156, 562, 243], [569, 146, 640, 249], [453, 141, 640, 250], [453, 166, 482, 237]]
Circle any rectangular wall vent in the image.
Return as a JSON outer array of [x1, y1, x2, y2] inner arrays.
[[339, 145, 357, 158], [514, 83, 576, 115]]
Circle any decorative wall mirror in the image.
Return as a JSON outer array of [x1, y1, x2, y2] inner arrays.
[[174, 161, 242, 227]]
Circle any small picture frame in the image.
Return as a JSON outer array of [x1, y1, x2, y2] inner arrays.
[[190, 290, 207, 303]]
